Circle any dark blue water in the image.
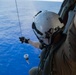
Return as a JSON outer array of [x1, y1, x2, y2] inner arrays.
[[0, 0, 62, 75]]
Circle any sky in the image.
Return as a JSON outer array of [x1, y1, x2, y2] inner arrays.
[[46, 0, 63, 1], [37, 0, 63, 1], [53, 0, 63, 1]]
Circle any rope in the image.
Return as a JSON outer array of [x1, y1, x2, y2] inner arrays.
[[15, 0, 22, 36]]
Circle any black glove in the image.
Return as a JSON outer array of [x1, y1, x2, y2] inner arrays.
[[19, 37, 30, 43]]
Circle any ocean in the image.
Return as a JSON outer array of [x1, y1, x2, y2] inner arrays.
[[0, 0, 62, 75]]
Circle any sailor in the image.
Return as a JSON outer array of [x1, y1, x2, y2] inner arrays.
[[19, 10, 64, 75], [19, 0, 76, 75]]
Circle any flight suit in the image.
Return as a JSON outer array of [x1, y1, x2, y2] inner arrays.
[[29, 14, 76, 75], [52, 15, 76, 75]]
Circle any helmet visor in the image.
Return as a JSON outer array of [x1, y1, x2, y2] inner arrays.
[[32, 22, 43, 36]]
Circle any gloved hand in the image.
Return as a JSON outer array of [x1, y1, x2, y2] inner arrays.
[[19, 37, 30, 43], [19, 37, 25, 43]]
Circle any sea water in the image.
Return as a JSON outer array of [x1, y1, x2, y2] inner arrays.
[[0, 0, 62, 75]]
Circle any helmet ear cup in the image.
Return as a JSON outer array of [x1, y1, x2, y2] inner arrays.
[[45, 28, 53, 39]]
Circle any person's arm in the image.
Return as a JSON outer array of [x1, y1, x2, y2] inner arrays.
[[19, 37, 41, 49], [28, 40, 41, 49]]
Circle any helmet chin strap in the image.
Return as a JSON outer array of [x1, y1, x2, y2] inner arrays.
[[33, 29, 47, 47]]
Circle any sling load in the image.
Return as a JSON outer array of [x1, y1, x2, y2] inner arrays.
[[24, 54, 30, 64]]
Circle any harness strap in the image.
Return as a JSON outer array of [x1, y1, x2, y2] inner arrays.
[[42, 34, 66, 75]]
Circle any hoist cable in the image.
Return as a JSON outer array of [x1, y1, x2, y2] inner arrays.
[[15, 0, 22, 36]]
